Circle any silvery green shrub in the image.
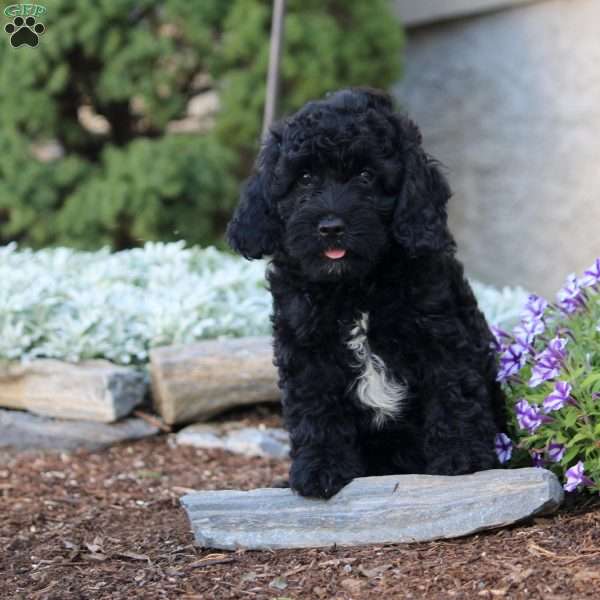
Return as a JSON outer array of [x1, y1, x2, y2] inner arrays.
[[0, 243, 526, 367], [0, 243, 270, 365]]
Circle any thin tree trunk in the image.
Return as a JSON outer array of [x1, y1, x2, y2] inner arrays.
[[262, 0, 286, 138]]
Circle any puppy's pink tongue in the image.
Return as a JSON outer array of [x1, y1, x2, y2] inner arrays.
[[324, 249, 346, 260]]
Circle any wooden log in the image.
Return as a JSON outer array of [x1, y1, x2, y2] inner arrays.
[[181, 468, 564, 550], [150, 336, 279, 425], [0, 359, 146, 423]]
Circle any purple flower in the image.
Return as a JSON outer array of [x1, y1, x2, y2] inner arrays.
[[528, 337, 568, 388], [543, 381, 572, 413], [529, 357, 561, 388], [531, 451, 545, 468], [513, 319, 545, 348], [554, 326, 577, 343], [547, 442, 565, 463], [523, 294, 549, 322], [490, 326, 511, 352], [515, 399, 543, 433], [557, 273, 586, 314], [547, 337, 569, 359], [497, 344, 528, 381], [564, 461, 593, 492], [494, 433, 512, 464], [580, 258, 600, 288]]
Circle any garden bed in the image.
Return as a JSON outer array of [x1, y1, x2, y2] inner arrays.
[[1, 405, 599, 600], [0, 242, 528, 431], [3, 244, 599, 598]]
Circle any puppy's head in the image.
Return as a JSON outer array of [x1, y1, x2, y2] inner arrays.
[[227, 88, 453, 281]]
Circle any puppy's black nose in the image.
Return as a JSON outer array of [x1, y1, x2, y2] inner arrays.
[[318, 216, 345, 237]]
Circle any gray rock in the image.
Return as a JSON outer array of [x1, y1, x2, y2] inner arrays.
[[0, 359, 147, 422], [0, 408, 159, 451], [176, 423, 289, 459], [181, 468, 563, 550]]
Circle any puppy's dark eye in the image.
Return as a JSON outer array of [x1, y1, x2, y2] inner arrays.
[[359, 170, 374, 184], [300, 172, 313, 186]]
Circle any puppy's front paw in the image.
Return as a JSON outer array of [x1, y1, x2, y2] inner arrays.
[[289, 460, 354, 499]]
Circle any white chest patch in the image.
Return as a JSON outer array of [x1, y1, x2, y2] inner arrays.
[[346, 312, 407, 428]]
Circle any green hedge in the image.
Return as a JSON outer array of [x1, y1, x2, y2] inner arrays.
[[0, 0, 404, 249]]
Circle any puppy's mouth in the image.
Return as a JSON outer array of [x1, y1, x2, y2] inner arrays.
[[323, 248, 346, 260]]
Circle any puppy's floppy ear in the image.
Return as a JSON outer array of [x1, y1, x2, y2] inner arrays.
[[226, 129, 282, 259], [392, 118, 454, 256]]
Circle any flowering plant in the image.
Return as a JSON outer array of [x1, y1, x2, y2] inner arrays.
[[494, 259, 600, 493]]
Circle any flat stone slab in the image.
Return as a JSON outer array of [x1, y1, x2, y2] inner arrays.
[[181, 468, 563, 550], [0, 359, 146, 422], [0, 408, 159, 451], [176, 423, 289, 459], [150, 337, 279, 425]]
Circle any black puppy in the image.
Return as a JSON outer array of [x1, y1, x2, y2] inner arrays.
[[227, 88, 506, 499]]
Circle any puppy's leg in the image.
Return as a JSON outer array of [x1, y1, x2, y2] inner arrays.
[[423, 375, 500, 476], [280, 351, 366, 498], [286, 401, 366, 499]]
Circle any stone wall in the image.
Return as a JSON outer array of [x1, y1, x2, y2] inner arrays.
[[393, 0, 541, 27], [394, 0, 600, 296]]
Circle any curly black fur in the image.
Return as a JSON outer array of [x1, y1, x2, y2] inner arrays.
[[227, 88, 506, 499]]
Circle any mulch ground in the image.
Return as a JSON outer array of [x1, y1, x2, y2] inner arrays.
[[2, 405, 600, 600]]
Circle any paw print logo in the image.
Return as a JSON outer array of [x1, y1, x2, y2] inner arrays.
[[4, 16, 45, 48]]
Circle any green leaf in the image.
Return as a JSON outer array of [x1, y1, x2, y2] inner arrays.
[[564, 410, 579, 429], [579, 372, 600, 390], [567, 432, 592, 447], [564, 445, 582, 464]]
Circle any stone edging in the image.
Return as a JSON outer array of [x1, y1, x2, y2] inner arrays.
[[393, 0, 544, 27]]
